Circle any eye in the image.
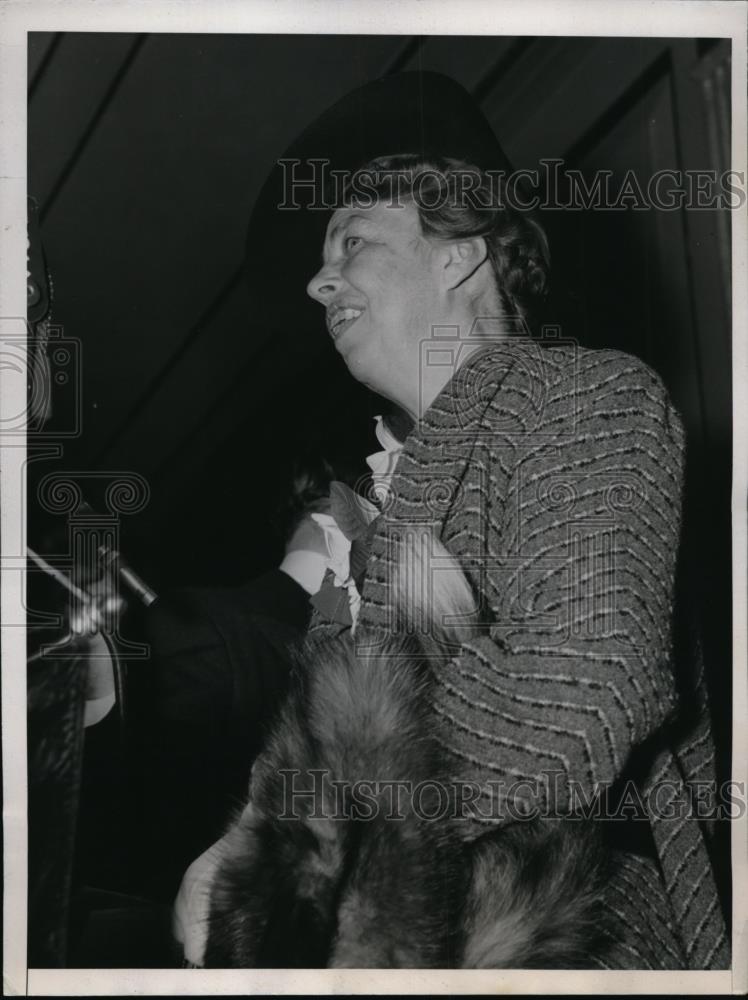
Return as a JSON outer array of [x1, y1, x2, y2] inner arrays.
[[344, 235, 363, 252]]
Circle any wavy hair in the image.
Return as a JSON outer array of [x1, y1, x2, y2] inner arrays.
[[342, 154, 550, 332]]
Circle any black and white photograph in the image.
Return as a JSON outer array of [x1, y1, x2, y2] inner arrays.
[[1, 0, 746, 993]]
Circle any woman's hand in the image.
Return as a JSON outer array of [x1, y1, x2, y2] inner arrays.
[[280, 513, 331, 597], [284, 511, 330, 560], [172, 835, 229, 967], [173, 804, 254, 967]]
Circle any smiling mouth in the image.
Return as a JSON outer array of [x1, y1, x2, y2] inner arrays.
[[328, 307, 364, 341]]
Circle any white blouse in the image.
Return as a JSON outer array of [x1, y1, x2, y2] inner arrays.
[[280, 415, 404, 628]]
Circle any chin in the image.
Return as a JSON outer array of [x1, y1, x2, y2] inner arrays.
[[339, 342, 375, 383]]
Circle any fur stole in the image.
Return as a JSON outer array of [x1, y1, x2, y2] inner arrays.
[[204, 536, 607, 967]]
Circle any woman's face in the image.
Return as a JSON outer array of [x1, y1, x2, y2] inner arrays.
[[306, 200, 447, 406]]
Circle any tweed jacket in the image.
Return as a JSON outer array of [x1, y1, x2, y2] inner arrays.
[[338, 338, 728, 970]]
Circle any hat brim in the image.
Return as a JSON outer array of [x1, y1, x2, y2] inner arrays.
[[246, 71, 512, 347]]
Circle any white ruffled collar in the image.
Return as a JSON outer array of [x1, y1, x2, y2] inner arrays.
[[366, 414, 405, 497], [312, 416, 404, 629]]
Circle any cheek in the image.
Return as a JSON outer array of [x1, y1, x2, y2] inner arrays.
[[344, 252, 402, 295]]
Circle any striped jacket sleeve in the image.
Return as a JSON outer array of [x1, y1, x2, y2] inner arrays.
[[429, 349, 686, 822]]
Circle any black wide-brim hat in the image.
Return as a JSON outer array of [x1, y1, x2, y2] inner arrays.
[[247, 70, 514, 353]]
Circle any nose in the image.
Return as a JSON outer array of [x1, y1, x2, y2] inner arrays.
[[306, 262, 342, 304]]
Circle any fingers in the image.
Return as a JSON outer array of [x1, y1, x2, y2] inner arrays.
[[69, 591, 125, 636], [70, 603, 100, 636]]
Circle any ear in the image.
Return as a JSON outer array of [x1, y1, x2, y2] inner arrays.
[[440, 236, 489, 291]]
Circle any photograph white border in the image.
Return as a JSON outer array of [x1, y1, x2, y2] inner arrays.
[[1, 1, 746, 995]]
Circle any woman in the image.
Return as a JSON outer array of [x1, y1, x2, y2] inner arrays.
[[201, 152, 727, 970]]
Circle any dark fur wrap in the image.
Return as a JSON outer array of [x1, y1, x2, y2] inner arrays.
[[204, 541, 607, 968]]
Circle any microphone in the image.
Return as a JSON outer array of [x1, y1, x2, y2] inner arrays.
[[96, 543, 158, 607], [73, 500, 158, 607]]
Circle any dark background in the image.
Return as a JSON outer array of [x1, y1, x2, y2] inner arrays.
[[27, 32, 732, 781]]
